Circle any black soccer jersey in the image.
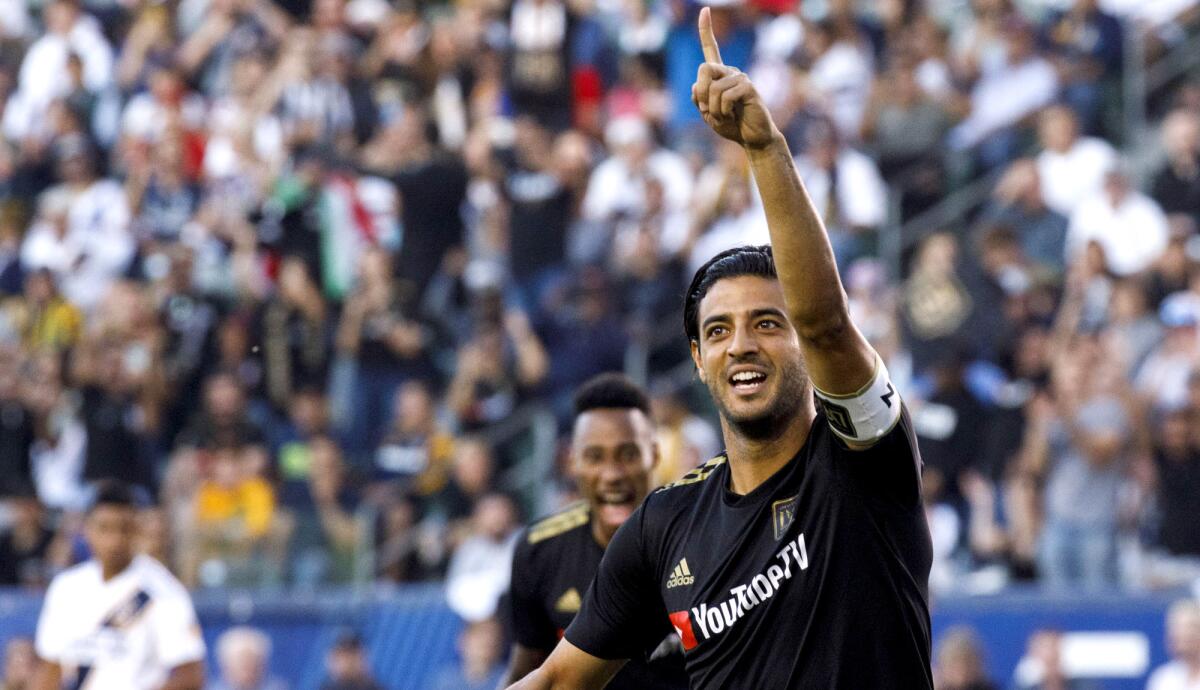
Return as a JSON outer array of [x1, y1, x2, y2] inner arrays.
[[508, 502, 690, 690], [565, 408, 933, 689]]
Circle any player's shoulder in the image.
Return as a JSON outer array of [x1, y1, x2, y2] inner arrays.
[[45, 559, 99, 598], [652, 454, 727, 498], [130, 555, 192, 599], [523, 500, 592, 547]]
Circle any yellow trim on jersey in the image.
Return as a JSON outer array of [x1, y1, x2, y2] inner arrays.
[[527, 501, 591, 544], [657, 455, 727, 492]]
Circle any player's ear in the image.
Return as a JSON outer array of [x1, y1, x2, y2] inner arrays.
[[649, 440, 661, 471], [690, 339, 706, 383]]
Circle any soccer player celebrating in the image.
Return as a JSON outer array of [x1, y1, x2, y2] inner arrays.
[[499, 373, 689, 689], [506, 8, 932, 689], [33, 482, 206, 690]]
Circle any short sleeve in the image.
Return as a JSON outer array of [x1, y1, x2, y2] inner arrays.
[[151, 582, 206, 668], [834, 405, 924, 509], [35, 577, 67, 662], [564, 504, 669, 660], [508, 536, 557, 651]]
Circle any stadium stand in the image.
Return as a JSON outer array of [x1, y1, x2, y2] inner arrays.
[[1, 0, 1200, 686]]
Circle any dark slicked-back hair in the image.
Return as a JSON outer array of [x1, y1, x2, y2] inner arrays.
[[573, 373, 652, 418], [684, 245, 778, 343], [88, 480, 137, 513]]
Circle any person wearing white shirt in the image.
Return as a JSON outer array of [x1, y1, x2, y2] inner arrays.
[[582, 116, 693, 225], [1036, 105, 1118, 217], [792, 121, 887, 268], [948, 19, 1058, 161], [20, 136, 134, 311], [445, 494, 520, 623], [5, 0, 112, 141], [33, 481, 206, 690], [1065, 167, 1169, 276], [1147, 599, 1200, 690]]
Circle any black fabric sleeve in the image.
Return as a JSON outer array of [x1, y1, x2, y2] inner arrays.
[[834, 405, 924, 509], [508, 533, 558, 651], [564, 503, 668, 660]]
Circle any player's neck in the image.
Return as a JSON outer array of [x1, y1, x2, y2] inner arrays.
[[590, 518, 617, 549], [99, 556, 134, 581], [721, 408, 814, 496]]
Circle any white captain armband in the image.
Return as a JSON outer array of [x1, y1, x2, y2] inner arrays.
[[813, 358, 902, 445]]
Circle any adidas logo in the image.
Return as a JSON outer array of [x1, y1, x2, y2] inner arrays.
[[666, 558, 695, 588]]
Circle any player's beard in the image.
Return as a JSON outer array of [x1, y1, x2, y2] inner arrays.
[[708, 355, 810, 442]]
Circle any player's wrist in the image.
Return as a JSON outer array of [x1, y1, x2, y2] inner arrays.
[[742, 128, 786, 156]]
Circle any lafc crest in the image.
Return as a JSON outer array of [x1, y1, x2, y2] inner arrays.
[[772, 496, 797, 541]]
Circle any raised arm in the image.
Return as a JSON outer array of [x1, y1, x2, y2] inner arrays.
[[691, 7, 876, 397], [505, 638, 625, 690]]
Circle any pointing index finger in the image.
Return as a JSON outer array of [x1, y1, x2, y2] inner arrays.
[[698, 7, 723, 65]]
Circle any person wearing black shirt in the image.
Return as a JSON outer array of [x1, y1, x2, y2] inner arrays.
[[500, 374, 689, 689], [508, 10, 932, 688]]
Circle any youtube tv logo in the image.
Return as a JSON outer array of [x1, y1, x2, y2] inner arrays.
[[668, 611, 698, 651]]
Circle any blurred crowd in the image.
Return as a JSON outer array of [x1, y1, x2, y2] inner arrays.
[[0, 0, 1196, 639]]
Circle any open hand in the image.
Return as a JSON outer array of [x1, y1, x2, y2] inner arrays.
[[691, 7, 779, 149]]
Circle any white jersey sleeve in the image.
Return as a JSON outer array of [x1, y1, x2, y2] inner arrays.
[[812, 356, 902, 445], [34, 575, 69, 662], [147, 567, 206, 669]]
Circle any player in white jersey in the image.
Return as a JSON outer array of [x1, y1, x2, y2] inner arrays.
[[33, 481, 206, 690]]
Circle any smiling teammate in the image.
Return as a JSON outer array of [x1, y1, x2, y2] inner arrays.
[[499, 373, 688, 689], [506, 7, 932, 690]]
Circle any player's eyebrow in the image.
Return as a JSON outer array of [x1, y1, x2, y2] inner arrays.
[[748, 308, 787, 322], [701, 313, 731, 332]]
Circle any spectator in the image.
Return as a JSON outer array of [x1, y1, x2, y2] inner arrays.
[[581, 115, 692, 235], [1148, 599, 1200, 690], [1039, 0, 1123, 133], [444, 493, 519, 622], [949, 15, 1058, 169], [1066, 166, 1170, 277], [183, 443, 283, 587], [1, 637, 35, 690], [428, 618, 506, 690], [335, 248, 437, 454], [445, 307, 548, 432], [1012, 629, 1100, 690], [20, 135, 133, 311], [1034, 105, 1117, 218], [1152, 109, 1200, 225], [650, 384, 721, 487], [1150, 411, 1200, 561], [370, 379, 455, 497], [431, 438, 498, 544], [901, 233, 974, 373], [803, 19, 873, 142], [0, 346, 35, 498], [793, 119, 887, 270], [933, 626, 998, 690], [260, 256, 330, 411], [288, 435, 361, 585], [210, 627, 288, 690], [1025, 362, 1130, 591], [0, 496, 53, 587], [4, 0, 112, 143], [319, 631, 382, 690]]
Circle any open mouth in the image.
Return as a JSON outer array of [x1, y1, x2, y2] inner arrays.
[[728, 369, 768, 395], [596, 490, 637, 524]]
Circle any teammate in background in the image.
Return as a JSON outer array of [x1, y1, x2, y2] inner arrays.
[[499, 373, 688, 689], [33, 481, 206, 690], [508, 7, 932, 689]]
